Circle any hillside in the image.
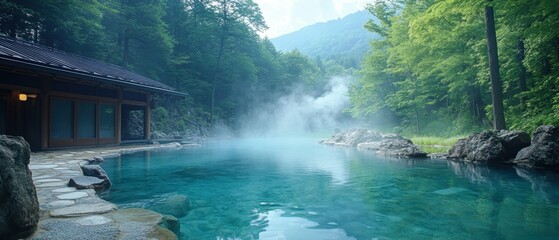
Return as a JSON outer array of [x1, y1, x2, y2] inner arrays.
[[271, 10, 379, 67]]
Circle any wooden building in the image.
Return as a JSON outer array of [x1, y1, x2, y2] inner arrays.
[[0, 36, 186, 150]]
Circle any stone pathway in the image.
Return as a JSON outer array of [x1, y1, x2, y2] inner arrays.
[[27, 143, 186, 240]]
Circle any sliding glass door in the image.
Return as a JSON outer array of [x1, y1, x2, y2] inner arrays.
[[50, 98, 74, 146], [49, 97, 117, 147]]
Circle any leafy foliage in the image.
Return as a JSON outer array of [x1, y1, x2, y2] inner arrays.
[[0, 0, 333, 135], [350, 0, 559, 135]]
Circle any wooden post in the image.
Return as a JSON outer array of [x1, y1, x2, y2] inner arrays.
[[40, 78, 51, 149], [145, 94, 151, 141]]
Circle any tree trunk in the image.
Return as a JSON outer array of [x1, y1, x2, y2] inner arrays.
[[122, 33, 129, 68], [485, 6, 506, 130], [516, 39, 528, 109], [209, 0, 228, 126]]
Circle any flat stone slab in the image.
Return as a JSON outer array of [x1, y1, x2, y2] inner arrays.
[[75, 215, 113, 226], [33, 174, 58, 180], [29, 164, 59, 170], [35, 178, 64, 183], [68, 175, 107, 190], [36, 181, 68, 188], [56, 191, 88, 200], [50, 203, 116, 217], [48, 200, 76, 208], [52, 187, 78, 193]]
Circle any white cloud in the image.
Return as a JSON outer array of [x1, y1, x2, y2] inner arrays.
[[254, 0, 371, 38]]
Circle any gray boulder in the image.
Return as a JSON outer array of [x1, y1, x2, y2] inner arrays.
[[514, 125, 559, 169], [321, 129, 427, 158], [68, 176, 110, 191], [80, 165, 111, 187], [321, 128, 383, 147], [358, 136, 427, 158], [0, 135, 39, 239], [448, 130, 530, 164]]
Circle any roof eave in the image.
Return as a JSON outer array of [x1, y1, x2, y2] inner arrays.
[[0, 55, 188, 97]]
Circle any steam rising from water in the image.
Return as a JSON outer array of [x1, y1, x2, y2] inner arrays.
[[240, 76, 351, 137]]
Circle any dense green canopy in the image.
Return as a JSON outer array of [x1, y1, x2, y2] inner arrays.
[[0, 0, 339, 134], [350, 0, 559, 135]]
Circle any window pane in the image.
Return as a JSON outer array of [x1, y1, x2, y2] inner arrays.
[[77, 102, 96, 138], [99, 104, 115, 138], [51, 99, 73, 139]]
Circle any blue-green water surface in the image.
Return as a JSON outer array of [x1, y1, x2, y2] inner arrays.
[[101, 138, 559, 239]]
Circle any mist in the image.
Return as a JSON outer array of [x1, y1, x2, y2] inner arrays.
[[238, 76, 353, 138]]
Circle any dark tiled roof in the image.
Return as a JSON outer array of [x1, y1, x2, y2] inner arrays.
[[0, 36, 184, 95]]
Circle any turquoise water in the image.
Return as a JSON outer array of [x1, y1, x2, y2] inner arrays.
[[101, 138, 559, 239]]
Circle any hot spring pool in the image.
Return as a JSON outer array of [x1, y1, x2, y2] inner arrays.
[[101, 138, 559, 239]]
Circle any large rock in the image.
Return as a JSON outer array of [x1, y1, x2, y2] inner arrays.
[[0, 135, 39, 239], [149, 194, 191, 218], [321, 129, 427, 158], [357, 136, 427, 158], [80, 165, 111, 188], [514, 125, 559, 169], [68, 176, 110, 191], [321, 128, 383, 147], [448, 130, 530, 164]]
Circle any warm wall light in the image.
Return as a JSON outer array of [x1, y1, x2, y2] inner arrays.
[[19, 93, 27, 101]]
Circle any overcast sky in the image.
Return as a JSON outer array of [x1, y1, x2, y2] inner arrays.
[[253, 0, 371, 38]]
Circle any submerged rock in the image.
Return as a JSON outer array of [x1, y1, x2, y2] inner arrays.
[[0, 135, 39, 239], [321, 129, 427, 158], [514, 125, 559, 169], [111, 208, 178, 240], [149, 194, 191, 218], [448, 130, 530, 164]]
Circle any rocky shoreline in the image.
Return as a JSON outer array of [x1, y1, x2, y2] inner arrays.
[[448, 125, 559, 169], [323, 126, 559, 170], [0, 136, 192, 240], [321, 129, 427, 158]]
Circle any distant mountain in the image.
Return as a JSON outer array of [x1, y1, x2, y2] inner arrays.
[[271, 10, 379, 67]]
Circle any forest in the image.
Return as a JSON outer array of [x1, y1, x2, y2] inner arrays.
[[1, 0, 558, 137], [0, 0, 342, 136], [351, 0, 559, 135]]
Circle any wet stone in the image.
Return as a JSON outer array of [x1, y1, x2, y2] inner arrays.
[[35, 179, 64, 183], [56, 191, 88, 200], [50, 203, 116, 217], [48, 200, 75, 208], [33, 174, 58, 180], [51, 187, 77, 193], [29, 164, 59, 170], [36, 182, 68, 188], [75, 215, 113, 226]]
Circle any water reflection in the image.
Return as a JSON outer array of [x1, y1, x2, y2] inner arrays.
[[102, 140, 559, 239], [515, 167, 559, 203], [447, 160, 496, 184], [448, 160, 559, 204], [255, 209, 355, 240]]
